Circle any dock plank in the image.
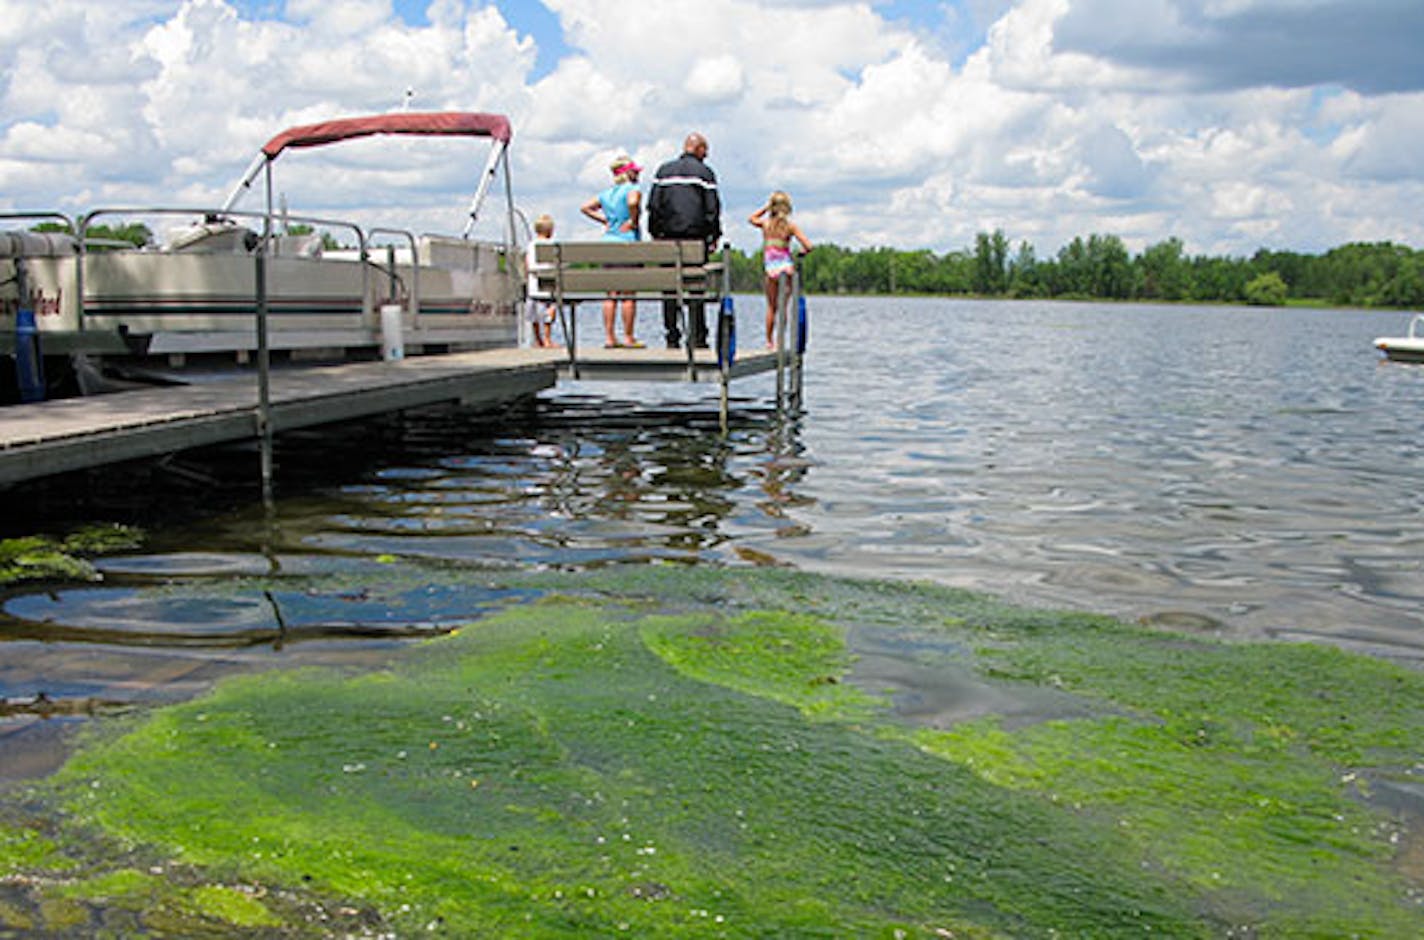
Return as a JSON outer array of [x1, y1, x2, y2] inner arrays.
[[0, 345, 786, 486]]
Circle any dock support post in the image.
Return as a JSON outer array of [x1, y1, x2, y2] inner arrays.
[[553, 244, 580, 380], [678, 246, 695, 382], [774, 270, 790, 414], [718, 242, 732, 433], [789, 270, 804, 412], [255, 232, 274, 505]]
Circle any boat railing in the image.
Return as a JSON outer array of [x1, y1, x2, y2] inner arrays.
[[0, 211, 77, 242], [76, 207, 371, 503], [0, 212, 80, 301], [369, 228, 421, 327]]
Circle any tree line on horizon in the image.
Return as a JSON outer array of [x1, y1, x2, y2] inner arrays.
[[726, 231, 1424, 309]]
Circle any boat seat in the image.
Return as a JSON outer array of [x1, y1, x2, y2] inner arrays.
[[0, 229, 79, 258], [274, 233, 324, 258], [167, 220, 258, 253]]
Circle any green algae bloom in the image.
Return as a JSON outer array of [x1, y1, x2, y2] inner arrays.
[[3, 567, 1420, 937], [0, 524, 143, 585], [0, 824, 75, 872]]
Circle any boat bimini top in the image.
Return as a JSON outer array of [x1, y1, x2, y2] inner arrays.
[[220, 111, 515, 240]]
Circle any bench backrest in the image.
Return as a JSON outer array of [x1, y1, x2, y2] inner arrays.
[[531, 240, 719, 299], [533, 240, 705, 266]]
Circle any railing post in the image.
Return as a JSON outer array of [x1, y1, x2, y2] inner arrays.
[[790, 265, 804, 411], [774, 266, 790, 413], [75, 214, 88, 334], [553, 243, 579, 379], [718, 241, 732, 433], [370, 228, 421, 327], [678, 243, 695, 380], [255, 220, 274, 505]]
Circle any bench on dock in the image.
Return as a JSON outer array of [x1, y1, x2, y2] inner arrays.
[[530, 240, 725, 372]]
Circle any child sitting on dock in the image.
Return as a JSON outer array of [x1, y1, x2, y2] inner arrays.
[[525, 214, 558, 348], [748, 191, 813, 349]]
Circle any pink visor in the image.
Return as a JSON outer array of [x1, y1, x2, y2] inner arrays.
[[613, 160, 642, 175]]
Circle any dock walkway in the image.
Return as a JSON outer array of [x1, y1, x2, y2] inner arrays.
[[0, 346, 782, 486]]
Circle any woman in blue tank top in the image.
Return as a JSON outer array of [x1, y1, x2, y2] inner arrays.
[[580, 154, 644, 346]]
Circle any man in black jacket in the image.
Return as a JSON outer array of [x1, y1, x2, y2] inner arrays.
[[648, 132, 721, 348]]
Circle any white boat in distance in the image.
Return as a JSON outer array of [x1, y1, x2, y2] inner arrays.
[[1, 111, 524, 402], [1374, 313, 1424, 363]]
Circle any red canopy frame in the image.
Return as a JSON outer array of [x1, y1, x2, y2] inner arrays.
[[259, 112, 512, 158], [221, 111, 515, 239]]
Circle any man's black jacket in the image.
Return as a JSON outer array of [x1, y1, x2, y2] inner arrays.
[[648, 152, 721, 245]]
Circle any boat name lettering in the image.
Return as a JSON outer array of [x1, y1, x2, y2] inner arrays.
[[30, 288, 63, 318]]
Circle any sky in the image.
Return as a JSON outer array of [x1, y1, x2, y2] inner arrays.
[[2, 0, 1422, 257]]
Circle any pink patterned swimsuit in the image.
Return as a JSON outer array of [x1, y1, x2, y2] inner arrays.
[[763, 238, 794, 277]]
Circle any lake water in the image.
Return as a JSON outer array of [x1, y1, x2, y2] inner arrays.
[[3, 295, 1423, 770], [793, 297, 1424, 661]]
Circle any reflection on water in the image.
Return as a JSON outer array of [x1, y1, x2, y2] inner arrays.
[[0, 385, 806, 774], [5, 296, 1424, 772], [4, 581, 531, 646]]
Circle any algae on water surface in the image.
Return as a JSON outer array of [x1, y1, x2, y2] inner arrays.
[[0, 525, 143, 585], [3, 567, 1421, 937]]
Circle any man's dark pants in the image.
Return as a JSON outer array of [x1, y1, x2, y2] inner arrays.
[[662, 298, 708, 349]]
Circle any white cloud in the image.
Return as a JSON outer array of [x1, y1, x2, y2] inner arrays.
[[1335, 94, 1424, 183], [685, 54, 745, 104], [0, 0, 1421, 256], [284, 0, 391, 35]]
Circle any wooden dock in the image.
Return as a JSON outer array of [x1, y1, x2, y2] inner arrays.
[[0, 345, 783, 486]]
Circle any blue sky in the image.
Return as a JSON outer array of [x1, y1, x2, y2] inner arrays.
[[3, 1, 1422, 256], [489, 2, 568, 76]]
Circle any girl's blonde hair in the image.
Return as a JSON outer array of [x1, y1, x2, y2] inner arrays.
[[767, 191, 793, 219], [533, 213, 555, 237]]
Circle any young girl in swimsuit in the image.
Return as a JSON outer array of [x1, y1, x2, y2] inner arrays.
[[748, 191, 813, 349]]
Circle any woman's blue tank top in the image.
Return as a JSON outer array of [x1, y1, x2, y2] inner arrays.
[[599, 182, 638, 242]]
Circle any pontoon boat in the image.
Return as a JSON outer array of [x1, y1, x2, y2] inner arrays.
[[1, 112, 524, 403], [1374, 314, 1424, 363]]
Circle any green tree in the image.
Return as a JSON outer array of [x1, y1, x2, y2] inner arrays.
[[1055, 236, 1092, 296], [1250, 248, 1309, 297], [1087, 234, 1132, 299], [842, 247, 895, 293], [798, 243, 849, 294], [1375, 253, 1424, 307], [935, 250, 975, 294], [33, 220, 153, 248], [286, 223, 342, 252], [1008, 241, 1044, 297], [1243, 271, 1289, 306], [1189, 255, 1249, 302], [972, 229, 1009, 295], [1137, 238, 1190, 301], [891, 250, 940, 294], [1319, 241, 1413, 306]]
